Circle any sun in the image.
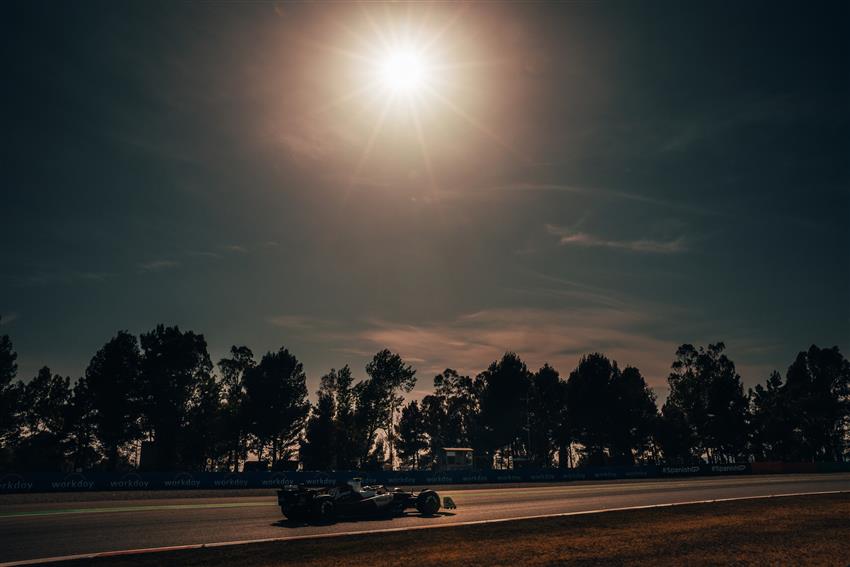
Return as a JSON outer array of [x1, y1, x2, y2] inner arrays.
[[378, 49, 429, 95], [305, 5, 521, 191]]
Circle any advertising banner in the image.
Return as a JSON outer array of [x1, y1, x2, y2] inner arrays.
[[0, 462, 761, 494]]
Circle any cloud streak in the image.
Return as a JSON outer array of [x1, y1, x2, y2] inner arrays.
[[483, 182, 726, 218], [0, 313, 18, 326], [358, 308, 677, 388], [138, 260, 180, 273], [267, 314, 334, 331], [545, 224, 686, 254], [268, 308, 678, 389], [6, 271, 112, 287]]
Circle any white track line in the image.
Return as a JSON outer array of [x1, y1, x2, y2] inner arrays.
[[1, 489, 846, 567]]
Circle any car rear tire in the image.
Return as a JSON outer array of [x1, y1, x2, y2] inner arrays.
[[415, 490, 441, 515], [281, 507, 307, 522], [311, 497, 337, 523]]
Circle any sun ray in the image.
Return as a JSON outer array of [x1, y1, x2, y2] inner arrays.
[[329, 17, 386, 55], [411, 2, 435, 48], [408, 98, 438, 195], [360, 3, 394, 54], [293, 35, 374, 64], [348, 94, 394, 198], [308, 82, 376, 118], [430, 57, 513, 72], [425, 85, 532, 165], [420, 3, 469, 56]]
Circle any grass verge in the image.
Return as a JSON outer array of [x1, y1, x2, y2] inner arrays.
[[55, 493, 850, 567]]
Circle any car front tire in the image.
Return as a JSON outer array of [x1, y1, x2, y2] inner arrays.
[[415, 490, 441, 516]]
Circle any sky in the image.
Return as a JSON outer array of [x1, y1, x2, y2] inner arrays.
[[2, 1, 848, 398]]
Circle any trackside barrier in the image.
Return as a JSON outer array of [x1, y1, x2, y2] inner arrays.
[[4, 461, 845, 494], [0, 463, 765, 494], [816, 462, 850, 473], [751, 462, 818, 475], [749, 462, 850, 474]]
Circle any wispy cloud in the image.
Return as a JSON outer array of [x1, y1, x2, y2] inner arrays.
[[138, 260, 180, 273], [270, 116, 358, 166], [545, 224, 686, 254], [482, 182, 726, 218], [503, 277, 626, 309], [278, 131, 328, 163], [658, 94, 817, 154], [189, 242, 276, 258], [267, 308, 677, 389], [158, 242, 275, 266], [353, 308, 676, 387], [186, 250, 223, 259], [267, 314, 334, 331], [6, 271, 112, 287], [0, 313, 18, 326]]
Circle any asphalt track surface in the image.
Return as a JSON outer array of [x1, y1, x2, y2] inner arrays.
[[1, 473, 848, 565]]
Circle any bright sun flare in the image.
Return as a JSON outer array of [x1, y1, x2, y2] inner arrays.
[[378, 49, 429, 95], [314, 5, 519, 191]]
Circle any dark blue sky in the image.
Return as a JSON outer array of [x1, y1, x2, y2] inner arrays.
[[2, 1, 848, 395]]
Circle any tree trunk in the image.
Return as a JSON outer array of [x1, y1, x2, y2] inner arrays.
[[108, 444, 120, 471]]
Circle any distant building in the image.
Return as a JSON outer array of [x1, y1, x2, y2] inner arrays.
[[271, 459, 300, 472], [434, 447, 474, 471]]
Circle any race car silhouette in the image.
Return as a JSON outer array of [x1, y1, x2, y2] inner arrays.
[[277, 478, 455, 522]]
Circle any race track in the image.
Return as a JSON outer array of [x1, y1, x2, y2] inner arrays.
[[1, 473, 848, 565]]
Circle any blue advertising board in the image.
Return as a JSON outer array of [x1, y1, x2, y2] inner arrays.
[[0, 463, 755, 494]]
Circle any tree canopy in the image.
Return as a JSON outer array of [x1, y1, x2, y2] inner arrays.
[[0, 318, 847, 473]]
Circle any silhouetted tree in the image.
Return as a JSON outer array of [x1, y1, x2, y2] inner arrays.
[[0, 322, 16, 386], [0, 325, 22, 463], [242, 348, 309, 467], [218, 346, 254, 471], [565, 354, 614, 466], [22, 367, 70, 435], [783, 345, 850, 462], [15, 367, 72, 471], [528, 364, 566, 468], [63, 376, 98, 471], [362, 438, 386, 471], [434, 368, 480, 448], [564, 356, 599, 464], [662, 343, 749, 463], [420, 393, 448, 468], [85, 331, 143, 470], [300, 380, 337, 471], [322, 366, 358, 469], [5, 321, 850, 473], [750, 371, 797, 461], [354, 350, 416, 468], [418, 368, 482, 468], [609, 366, 658, 465], [138, 325, 213, 470], [553, 410, 573, 469], [656, 403, 697, 464], [183, 372, 225, 470], [476, 353, 532, 468], [564, 355, 658, 466], [396, 400, 427, 469]]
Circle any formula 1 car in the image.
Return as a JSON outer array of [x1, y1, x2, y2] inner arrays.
[[277, 478, 455, 522]]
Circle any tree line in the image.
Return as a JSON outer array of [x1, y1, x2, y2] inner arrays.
[[0, 317, 847, 472]]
